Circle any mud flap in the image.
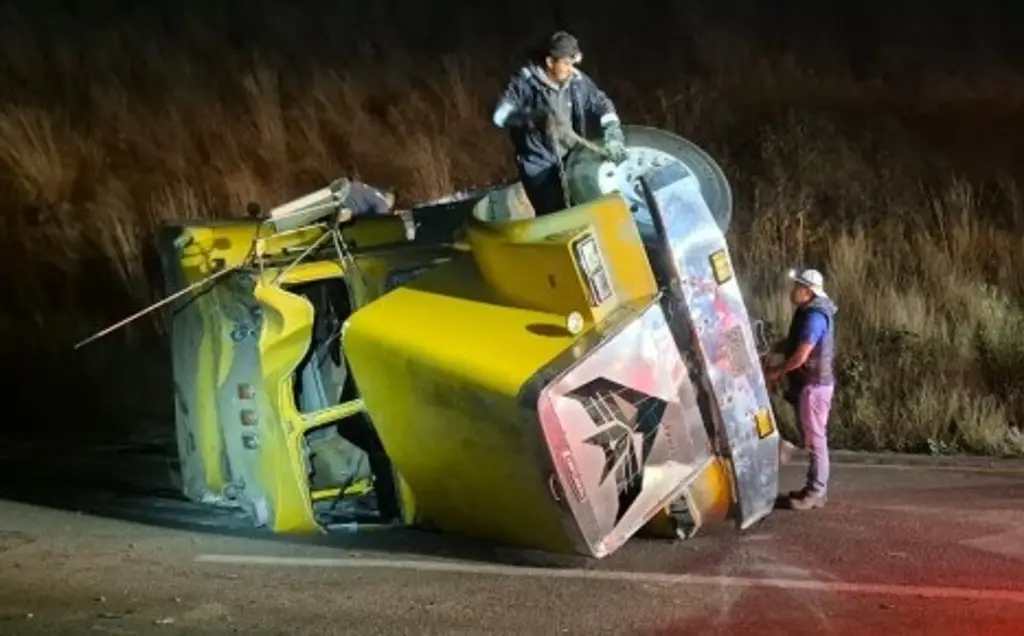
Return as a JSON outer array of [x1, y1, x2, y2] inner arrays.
[[639, 162, 780, 529]]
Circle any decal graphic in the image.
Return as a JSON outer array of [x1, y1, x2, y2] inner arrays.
[[565, 377, 668, 522]]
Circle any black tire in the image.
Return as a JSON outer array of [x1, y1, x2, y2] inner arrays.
[[621, 125, 733, 233]]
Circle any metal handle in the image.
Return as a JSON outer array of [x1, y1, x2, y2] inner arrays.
[[752, 319, 770, 356]]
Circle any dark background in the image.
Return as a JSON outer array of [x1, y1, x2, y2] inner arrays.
[[1, 0, 1022, 450]]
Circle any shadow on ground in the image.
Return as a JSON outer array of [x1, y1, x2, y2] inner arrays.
[[0, 444, 596, 570], [8, 434, 1019, 575]]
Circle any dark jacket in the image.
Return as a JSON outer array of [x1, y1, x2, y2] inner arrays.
[[492, 65, 620, 179]]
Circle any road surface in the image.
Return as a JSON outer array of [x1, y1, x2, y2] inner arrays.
[[1, 461, 1023, 635]]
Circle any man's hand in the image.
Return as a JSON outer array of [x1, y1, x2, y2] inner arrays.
[[500, 105, 545, 129], [603, 124, 628, 163], [763, 364, 784, 388], [605, 139, 628, 163], [526, 106, 550, 129], [335, 208, 353, 224]]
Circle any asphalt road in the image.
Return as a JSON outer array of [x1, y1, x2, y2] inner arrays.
[[1, 462, 1023, 635]]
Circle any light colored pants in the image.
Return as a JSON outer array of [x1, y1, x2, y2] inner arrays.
[[797, 383, 835, 495]]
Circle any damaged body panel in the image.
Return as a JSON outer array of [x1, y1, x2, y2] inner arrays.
[[158, 219, 446, 532]]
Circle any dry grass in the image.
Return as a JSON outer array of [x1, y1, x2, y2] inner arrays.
[[1, 3, 1023, 454]]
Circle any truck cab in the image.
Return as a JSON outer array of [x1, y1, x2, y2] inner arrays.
[[157, 125, 780, 557]]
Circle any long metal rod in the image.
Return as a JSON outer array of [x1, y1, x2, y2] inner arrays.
[[270, 226, 335, 285], [73, 264, 239, 350]]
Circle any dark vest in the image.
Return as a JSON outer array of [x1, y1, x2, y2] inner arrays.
[[784, 296, 836, 394]]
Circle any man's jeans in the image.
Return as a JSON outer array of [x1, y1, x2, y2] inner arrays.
[[519, 164, 569, 217], [796, 383, 835, 495]]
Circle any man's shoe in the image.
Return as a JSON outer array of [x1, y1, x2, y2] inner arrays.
[[790, 491, 827, 510]]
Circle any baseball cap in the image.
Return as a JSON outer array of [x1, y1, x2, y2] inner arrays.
[[547, 31, 583, 63], [788, 267, 828, 299]]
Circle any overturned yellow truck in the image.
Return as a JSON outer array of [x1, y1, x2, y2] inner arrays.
[[157, 126, 781, 558]]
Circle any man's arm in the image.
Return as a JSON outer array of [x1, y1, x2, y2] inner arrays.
[[767, 312, 828, 379], [492, 73, 530, 129], [577, 72, 621, 130], [775, 342, 815, 375], [576, 71, 626, 161]]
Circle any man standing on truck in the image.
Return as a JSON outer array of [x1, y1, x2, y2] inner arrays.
[[764, 268, 838, 511], [491, 30, 629, 216]]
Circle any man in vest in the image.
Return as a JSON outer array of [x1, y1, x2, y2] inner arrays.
[[491, 30, 628, 217], [764, 268, 838, 511]]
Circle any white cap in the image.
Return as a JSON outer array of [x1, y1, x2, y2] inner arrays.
[[789, 268, 828, 299]]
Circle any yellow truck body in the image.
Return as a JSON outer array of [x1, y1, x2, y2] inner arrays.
[[156, 126, 780, 557]]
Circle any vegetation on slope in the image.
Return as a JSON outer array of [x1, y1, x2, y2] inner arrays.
[[1, 1, 1022, 454]]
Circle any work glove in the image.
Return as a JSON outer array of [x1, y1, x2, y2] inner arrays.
[[603, 124, 628, 163]]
